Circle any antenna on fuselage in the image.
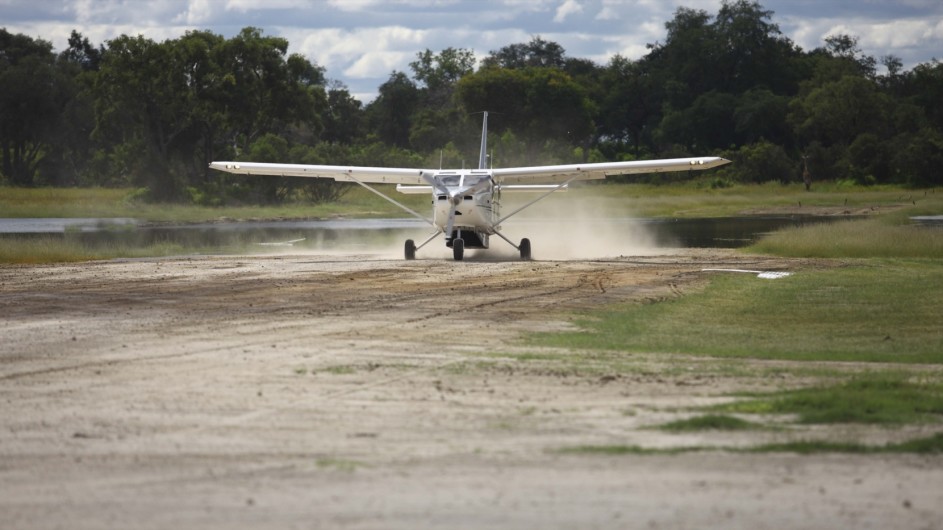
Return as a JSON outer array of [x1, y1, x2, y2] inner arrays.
[[478, 111, 488, 170]]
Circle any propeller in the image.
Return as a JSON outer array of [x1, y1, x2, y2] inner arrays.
[[422, 174, 493, 242]]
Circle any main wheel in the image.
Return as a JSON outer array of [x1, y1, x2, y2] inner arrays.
[[404, 239, 416, 260], [519, 238, 531, 260], [453, 238, 465, 261]]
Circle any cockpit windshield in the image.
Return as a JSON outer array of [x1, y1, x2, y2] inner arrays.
[[434, 173, 492, 190], [438, 175, 461, 187], [463, 175, 490, 187]]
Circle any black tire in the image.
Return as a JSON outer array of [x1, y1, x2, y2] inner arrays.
[[453, 238, 465, 261], [404, 239, 416, 260], [520, 238, 531, 260]]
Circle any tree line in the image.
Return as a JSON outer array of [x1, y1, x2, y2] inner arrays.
[[1, 0, 941, 204]]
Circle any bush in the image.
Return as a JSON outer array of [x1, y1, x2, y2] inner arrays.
[[716, 141, 796, 183]]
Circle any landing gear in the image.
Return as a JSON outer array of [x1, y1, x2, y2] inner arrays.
[[452, 238, 465, 261], [404, 239, 416, 260], [519, 238, 531, 260]]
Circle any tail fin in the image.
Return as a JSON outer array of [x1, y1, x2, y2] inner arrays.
[[478, 111, 488, 170]]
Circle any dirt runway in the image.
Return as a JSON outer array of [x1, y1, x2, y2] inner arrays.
[[1, 250, 940, 529]]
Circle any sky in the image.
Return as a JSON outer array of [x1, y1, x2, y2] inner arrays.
[[2, 0, 942, 102]]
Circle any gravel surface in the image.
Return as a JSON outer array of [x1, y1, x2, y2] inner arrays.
[[2, 250, 940, 529]]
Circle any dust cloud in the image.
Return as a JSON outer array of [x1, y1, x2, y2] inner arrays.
[[495, 193, 669, 260], [253, 194, 670, 261]]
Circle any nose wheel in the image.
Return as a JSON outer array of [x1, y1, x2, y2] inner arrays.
[[452, 238, 465, 261]]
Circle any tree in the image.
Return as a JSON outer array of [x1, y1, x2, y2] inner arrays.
[[365, 71, 420, 148], [93, 34, 200, 198], [482, 36, 567, 69], [60, 30, 102, 71], [321, 82, 363, 144], [218, 27, 324, 156], [457, 66, 594, 162], [823, 34, 876, 78], [907, 60, 943, 132], [409, 47, 475, 103], [643, 7, 717, 108], [733, 87, 791, 146], [789, 75, 891, 148], [0, 30, 74, 186], [407, 47, 476, 151], [712, 0, 800, 94], [597, 55, 658, 156]]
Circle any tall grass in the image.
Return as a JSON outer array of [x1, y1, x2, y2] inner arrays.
[[565, 181, 938, 218], [750, 217, 943, 258], [0, 236, 196, 264]]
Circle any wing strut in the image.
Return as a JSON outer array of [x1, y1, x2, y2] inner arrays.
[[495, 176, 578, 226], [346, 173, 435, 227], [414, 230, 443, 251]]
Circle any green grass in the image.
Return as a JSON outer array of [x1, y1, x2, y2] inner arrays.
[[658, 414, 764, 432], [3, 182, 937, 221], [0, 185, 429, 221], [562, 434, 943, 455], [716, 375, 943, 425], [0, 235, 205, 264], [749, 434, 943, 454], [749, 217, 943, 258], [713, 375, 943, 425], [560, 445, 693, 455], [530, 261, 943, 363], [564, 180, 940, 218]]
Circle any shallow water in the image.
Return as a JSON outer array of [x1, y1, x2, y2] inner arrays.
[[0, 215, 843, 251]]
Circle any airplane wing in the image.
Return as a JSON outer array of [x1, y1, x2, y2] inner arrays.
[[208, 161, 433, 185], [209, 156, 730, 186], [491, 157, 730, 184]]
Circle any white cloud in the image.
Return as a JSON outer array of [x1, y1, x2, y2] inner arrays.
[[225, 0, 308, 11], [285, 26, 427, 78], [595, 6, 618, 21], [553, 0, 583, 23], [175, 0, 213, 25], [861, 20, 932, 49]]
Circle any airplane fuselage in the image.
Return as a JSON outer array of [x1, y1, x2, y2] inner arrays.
[[429, 171, 498, 249]]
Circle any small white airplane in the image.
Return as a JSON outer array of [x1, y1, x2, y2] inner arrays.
[[210, 113, 730, 261]]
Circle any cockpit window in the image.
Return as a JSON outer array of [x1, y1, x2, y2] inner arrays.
[[463, 175, 489, 187], [438, 175, 461, 187]]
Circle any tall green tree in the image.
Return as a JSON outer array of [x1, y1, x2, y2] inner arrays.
[[457, 66, 594, 162], [482, 36, 566, 69], [597, 55, 657, 156], [365, 71, 420, 148], [0, 30, 74, 186], [219, 27, 325, 156]]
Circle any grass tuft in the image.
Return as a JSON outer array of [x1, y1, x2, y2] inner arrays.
[[718, 376, 943, 425], [561, 434, 943, 456], [658, 414, 763, 432]]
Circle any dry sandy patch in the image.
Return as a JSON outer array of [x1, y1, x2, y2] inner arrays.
[[1, 251, 940, 529]]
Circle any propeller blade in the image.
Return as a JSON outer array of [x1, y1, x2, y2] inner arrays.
[[422, 173, 450, 196], [445, 203, 458, 240]]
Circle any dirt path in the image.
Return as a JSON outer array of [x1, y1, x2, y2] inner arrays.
[[1, 251, 939, 529]]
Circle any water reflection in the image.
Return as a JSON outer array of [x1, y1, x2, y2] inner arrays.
[[0, 216, 845, 250]]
